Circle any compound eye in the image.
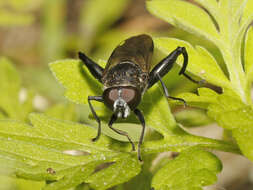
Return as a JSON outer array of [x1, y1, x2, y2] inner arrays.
[[108, 88, 118, 102], [121, 88, 136, 103], [103, 86, 141, 110]]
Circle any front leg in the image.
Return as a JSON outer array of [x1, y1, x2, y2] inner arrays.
[[79, 52, 104, 83], [148, 46, 201, 88], [108, 114, 136, 152], [88, 96, 104, 142]]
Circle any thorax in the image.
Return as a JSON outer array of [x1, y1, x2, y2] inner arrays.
[[102, 62, 148, 94]]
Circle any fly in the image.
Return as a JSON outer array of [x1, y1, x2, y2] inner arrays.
[[78, 34, 201, 161]]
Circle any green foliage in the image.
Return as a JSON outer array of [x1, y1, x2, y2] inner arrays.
[[49, 57, 239, 189], [0, 113, 141, 190], [147, 0, 253, 103], [147, 0, 253, 163], [208, 90, 253, 160], [245, 26, 253, 85], [79, 0, 130, 52], [0, 0, 41, 26], [152, 148, 222, 190], [0, 177, 45, 190], [50, 59, 102, 105], [0, 58, 34, 121], [0, 0, 253, 189], [45, 103, 78, 122], [174, 109, 213, 127], [41, 0, 66, 63]]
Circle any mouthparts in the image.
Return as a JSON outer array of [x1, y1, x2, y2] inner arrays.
[[113, 97, 130, 118]]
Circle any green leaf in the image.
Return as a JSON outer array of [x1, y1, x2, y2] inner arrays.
[[43, 164, 96, 190], [147, 0, 253, 162], [174, 109, 213, 127], [172, 88, 219, 109], [207, 90, 246, 130], [154, 38, 231, 90], [0, 57, 33, 121], [193, 0, 219, 18], [0, 114, 141, 189], [244, 26, 253, 83], [152, 147, 222, 190], [80, 0, 130, 34], [146, 0, 219, 43], [140, 85, 178, 136], [207, 91, 253, 160], [239, 0, 253, 29], [0, 176, 45, 190], [142, 86, 234, 154], [79, 0, 130, 51], [41, 0, 66, 63], [0, 58, 21, 100], [49, 59, 102, 105], [233, 126, 253, 162], [45, 103, 78, 121], [86, 155, 141, 190], [0, 112, 6, 119], [141, 88, 236, 154], [141, 88, 240, 155], [148, 0, 252, 103]]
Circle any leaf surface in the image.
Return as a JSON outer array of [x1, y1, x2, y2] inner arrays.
[[0, 114, 141, 189], [146, 0, 219, 42], [208, 91, 253, 160], [152, 148, 222, 190], [0, 58, 33, 121], [50, 59, 102, 105], [244, 26, 253, 83], [86, 155, 141, 190]]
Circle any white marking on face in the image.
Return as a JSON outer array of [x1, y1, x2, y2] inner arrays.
[[113, 89, 130, 118]]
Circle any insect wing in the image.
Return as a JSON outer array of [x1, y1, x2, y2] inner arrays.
[[105, 34, 154, 73]]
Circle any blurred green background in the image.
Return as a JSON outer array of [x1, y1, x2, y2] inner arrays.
[[0, 0, 220, 103], [0, 0, 252, 189]]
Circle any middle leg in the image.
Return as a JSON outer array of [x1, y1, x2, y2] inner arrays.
[[134, 109, 145, 162], [157, 74, 187, 106]]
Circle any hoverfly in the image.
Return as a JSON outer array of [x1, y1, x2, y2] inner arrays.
[[79, 34, 200, 161]]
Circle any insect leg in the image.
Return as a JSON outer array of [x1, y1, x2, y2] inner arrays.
[[108, 114, 136, 151], [78, 52, 104, 82], [177, 47, 203, 84], [134, 109, 145, 162], [157, 74, 187, 106], [88, 96, 104, 142], [148, 47, 201, 88]]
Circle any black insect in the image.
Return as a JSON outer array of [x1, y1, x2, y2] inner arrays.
[[78, 34, 200, 161]]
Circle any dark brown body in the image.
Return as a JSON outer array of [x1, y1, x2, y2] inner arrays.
[[101, 34, 154, 93]]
